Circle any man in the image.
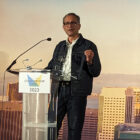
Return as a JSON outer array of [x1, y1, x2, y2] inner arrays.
[[45, 13, 101, 140]]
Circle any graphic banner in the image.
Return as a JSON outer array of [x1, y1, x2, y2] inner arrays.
[[19, 70, 50, 94]]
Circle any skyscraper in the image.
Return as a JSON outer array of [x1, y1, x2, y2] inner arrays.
[[81, 109, 98, 140], [124, 87, 140, 123], [132, 88, 140, 123], [6, 82, 22, 101], [58, 120, 65, 140], [97, 88, 126, 140], [125, 87, 135, 123]]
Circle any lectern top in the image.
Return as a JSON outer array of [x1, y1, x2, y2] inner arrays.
[[17, 68, 51, 73]]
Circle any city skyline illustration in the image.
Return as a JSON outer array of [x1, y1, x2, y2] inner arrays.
[[0, 1, 140, 139], [0, 0, 140, 76], [1, 0, 140, 97], [1, 83, 140, 140]]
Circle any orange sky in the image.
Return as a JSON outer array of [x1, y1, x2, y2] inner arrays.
[[0, 0, 140, 75]]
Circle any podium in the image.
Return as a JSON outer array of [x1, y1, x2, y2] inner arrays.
[[19, 69, 58, 140]]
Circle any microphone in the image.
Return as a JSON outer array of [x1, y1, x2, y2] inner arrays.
[[31, 59, 42, 67], [23, 58, 29, 61], [22, 58, 29, 68], [6, 37, 52, 72], [27, 59, 42, 70], [47, 38, 51, 41]]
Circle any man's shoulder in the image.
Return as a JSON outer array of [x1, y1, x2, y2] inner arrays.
[[54, 40, 66, 51], [83, 37, 97, 48], [79, 34, 96, 47], [56, 40, 66, 46]]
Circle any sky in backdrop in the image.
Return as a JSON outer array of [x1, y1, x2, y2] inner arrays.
[[0, 0, 140, 76]]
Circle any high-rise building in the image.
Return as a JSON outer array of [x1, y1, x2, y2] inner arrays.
[[124, 87, 140, 123], [81, 109, 98, 140], [125, 87, 135, 123], [0, 96, 8, 102], [6, 82, 22, 101], [62, 108, 98, 140], [114, 123, 140, 140], [58, 121, 64, 140], [0, 101, 22, 140], [132, 88, 140, 123], [62, 115, 68, 140], [97, 88, 126, 140]]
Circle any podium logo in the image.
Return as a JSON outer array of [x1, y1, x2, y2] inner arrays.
[[27, 75, 42, 87]]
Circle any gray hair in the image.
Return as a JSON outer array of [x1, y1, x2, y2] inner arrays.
[[63, 13, 80, 24]]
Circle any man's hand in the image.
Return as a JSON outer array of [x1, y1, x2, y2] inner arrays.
[[84, 50, 94, 64]]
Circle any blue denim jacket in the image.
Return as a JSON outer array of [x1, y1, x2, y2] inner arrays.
[[45, 34, 101, 96]]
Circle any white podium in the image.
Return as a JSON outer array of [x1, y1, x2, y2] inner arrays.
[[19, 69, 58, 140]]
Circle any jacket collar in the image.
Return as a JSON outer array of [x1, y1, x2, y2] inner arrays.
[[75, 33, 84, 46], [62, 33, 84, 47]]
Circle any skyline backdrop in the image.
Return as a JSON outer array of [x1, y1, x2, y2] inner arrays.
[[0, 0, 140, 78]]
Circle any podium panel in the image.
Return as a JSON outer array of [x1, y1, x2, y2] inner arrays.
[[19, 70, 58, 140]]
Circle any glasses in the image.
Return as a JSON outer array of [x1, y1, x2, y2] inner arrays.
[[63, 21, 79, 26]]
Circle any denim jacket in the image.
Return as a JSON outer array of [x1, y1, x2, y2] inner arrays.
[[45, 34, 101, 96]]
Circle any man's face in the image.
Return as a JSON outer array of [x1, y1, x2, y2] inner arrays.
[[63, 15, 81, 37]]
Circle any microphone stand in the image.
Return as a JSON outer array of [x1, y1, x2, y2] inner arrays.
[[6, 38, 51, 75]]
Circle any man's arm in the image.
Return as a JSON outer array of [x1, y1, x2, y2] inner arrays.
[[84, 45, 101, 77]]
